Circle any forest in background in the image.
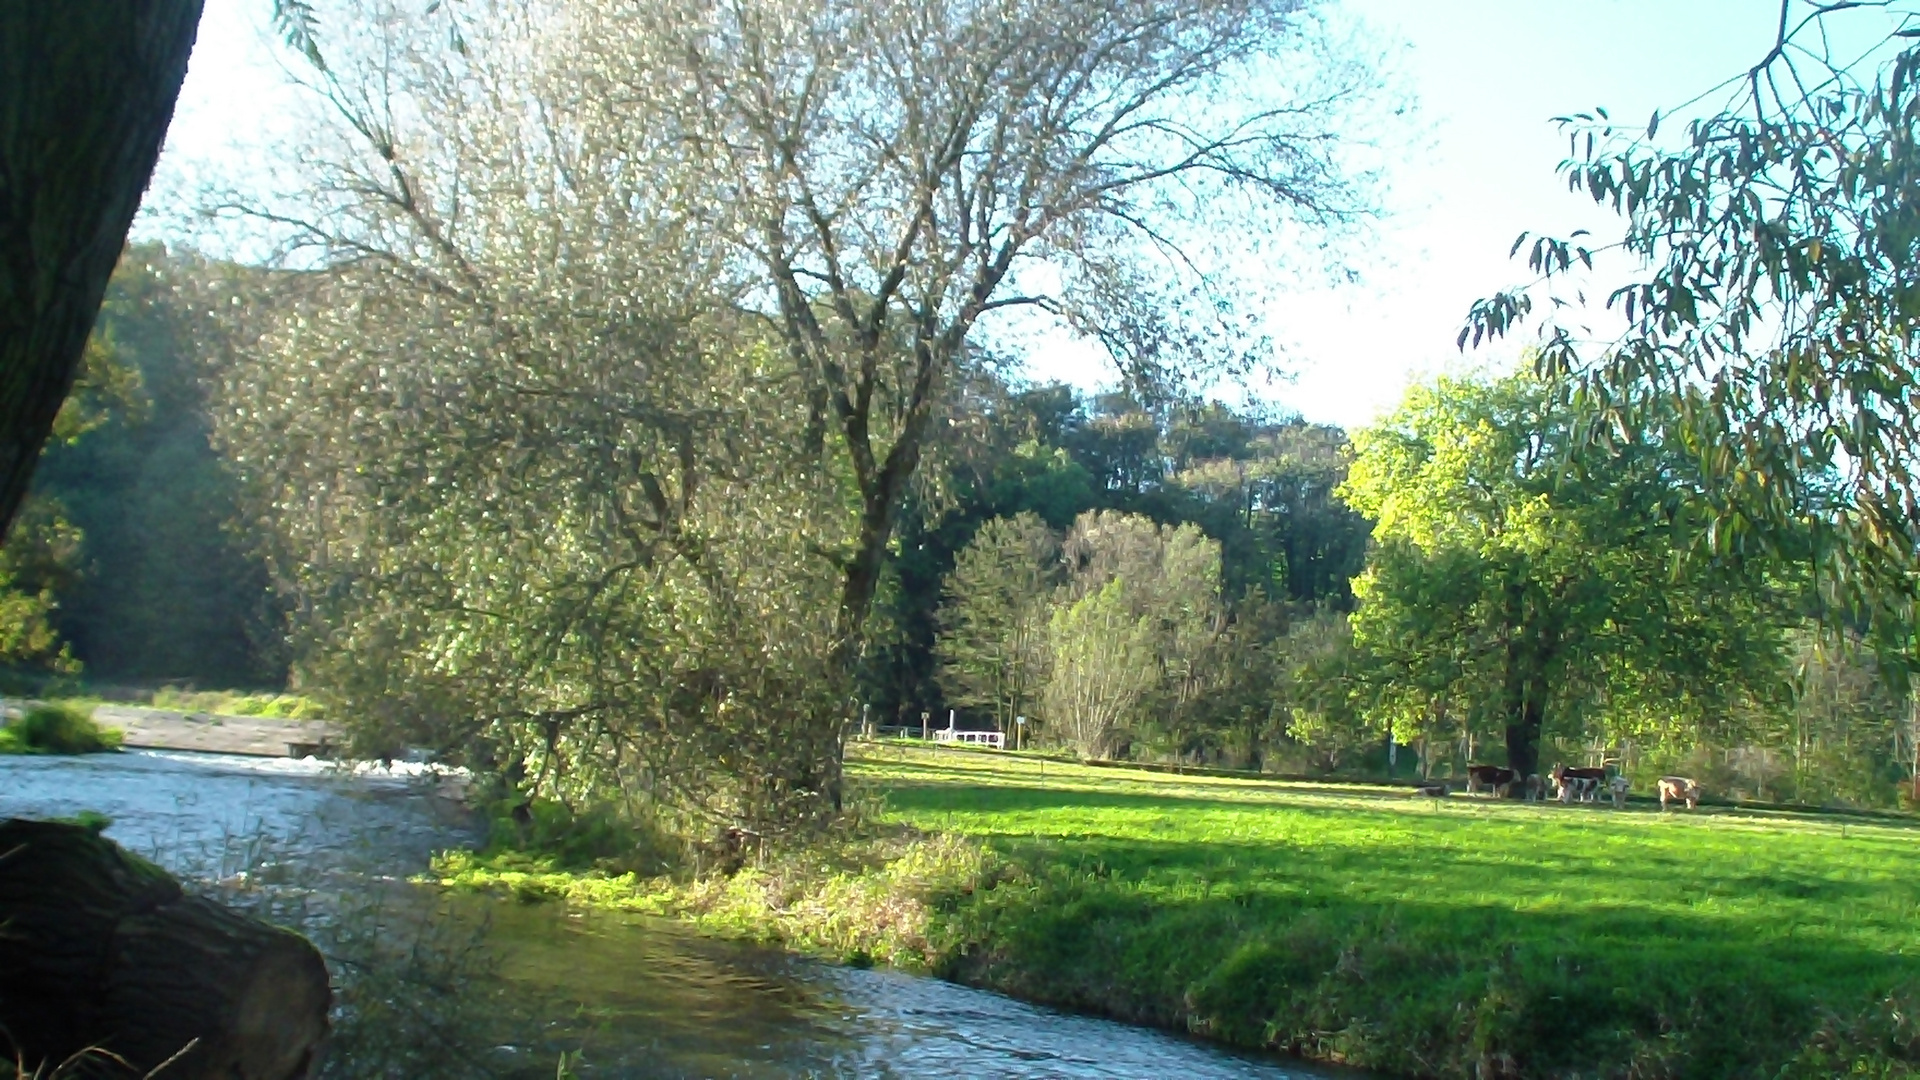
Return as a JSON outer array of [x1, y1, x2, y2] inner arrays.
[[8, 244, 1916, 812], [5, 0, 1918, 833]]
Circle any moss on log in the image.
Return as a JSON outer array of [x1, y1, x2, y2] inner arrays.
[[0, 818, 329, 1078]]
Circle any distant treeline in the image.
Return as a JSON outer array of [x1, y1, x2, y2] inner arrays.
[[863, 374, 1369, 732], [15, 248, 1919, 811], [6, 248, 1370, 715]]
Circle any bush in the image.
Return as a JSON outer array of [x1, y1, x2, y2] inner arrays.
[[0, 702, 121, 754], [484, 798, 681, 877]]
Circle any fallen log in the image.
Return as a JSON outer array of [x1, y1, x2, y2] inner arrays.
[[0, 818, 329, 1078]]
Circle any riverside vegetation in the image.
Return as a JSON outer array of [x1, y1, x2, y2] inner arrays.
[[437, 744, 1920, 1079], [5, 2, 1920, 1077], [0, 703, 119, 755]]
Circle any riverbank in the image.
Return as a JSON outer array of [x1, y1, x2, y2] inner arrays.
[[434, 745, 1920, 1079]]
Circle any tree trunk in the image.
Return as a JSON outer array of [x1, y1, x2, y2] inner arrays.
[[0, 0, 203, 541], [1504, 705, 1541, 784], [0, 819, 329, 1079], [1502, 667, 1549, 784]]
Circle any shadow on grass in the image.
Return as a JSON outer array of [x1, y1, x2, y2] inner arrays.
[[934, 830, 1917, 1078], [866, 773, 1920, 1076]]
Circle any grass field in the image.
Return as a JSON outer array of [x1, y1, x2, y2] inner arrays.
[[442, 745, 1920, 1078]]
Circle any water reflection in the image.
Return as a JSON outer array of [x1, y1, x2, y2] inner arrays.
[[0, 750, 1342, 1079], [488, 899, 1332, 1078]]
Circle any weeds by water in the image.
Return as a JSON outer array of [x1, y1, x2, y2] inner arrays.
[[145, 688, 325, 720], [0, 703, 119, 755]]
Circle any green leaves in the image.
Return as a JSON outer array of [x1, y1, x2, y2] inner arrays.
[[1342, 372, 1796, 760], [269, 0, 325, 72], [1463, 15, 1920, 655]]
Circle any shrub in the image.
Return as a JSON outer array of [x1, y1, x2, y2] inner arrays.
[[0, 703, 120, 754]]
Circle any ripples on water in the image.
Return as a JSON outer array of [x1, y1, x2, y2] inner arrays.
[[0, 750, 1342, 1079]]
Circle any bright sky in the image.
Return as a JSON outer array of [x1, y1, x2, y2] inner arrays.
[[142, 0, 1897, 432]]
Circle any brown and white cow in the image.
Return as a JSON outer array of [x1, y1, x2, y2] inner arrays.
[[1657, 776, 1702, 810], [1551, 763, 1606, 803], [1465, 764, 1517, 797]]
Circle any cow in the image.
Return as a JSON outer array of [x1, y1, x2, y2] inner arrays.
[[1413, 782, 1450, 798], [1550, 763, 1606, 803], [1657, 776, 1702, 810], [1607, 775, 1630, 808], [1559, 774, 1602, 804], [1522, 773, 1545, 802], [1465, 764, 1518, 798]]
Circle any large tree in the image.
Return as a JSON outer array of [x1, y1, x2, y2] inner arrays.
[[0, 0, 203, 539], [1339, 372, 1795, 779], [213, 5, 871, 827], [570, 0, 1380, 662], [220, 0, 1379, 818]]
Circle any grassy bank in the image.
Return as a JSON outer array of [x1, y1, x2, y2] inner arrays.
[[436, 745, 1920, 1078], [0, 702, 120, 754]]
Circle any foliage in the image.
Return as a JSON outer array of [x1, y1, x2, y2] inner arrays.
[[935, 509, 1228, 759], [1275, 609, 1369, 772], [214, 7, 867, 832], [147, 688, 325, 720], [22, 247, 285, 688], [1339, 371, 1797, 776], [1464, 3, 1920, 657], [544, 0, 1382, 671], [1616, 628, 1920, 809], [935, 512, 1059, 734], [0, 499, 82, 681], [865, 376, 1368, 733], [1043, 579, 1160, 760], [1058, 510, 1225, 756], [229, 1, 1383, 813], [0, 703, 119, 755]]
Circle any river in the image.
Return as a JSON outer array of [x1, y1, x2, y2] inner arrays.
[[0, 749, 1348, 1079]]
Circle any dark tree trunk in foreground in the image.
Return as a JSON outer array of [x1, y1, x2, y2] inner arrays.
[[0, 0, 204, 541], [0, 11, 327, 1077], [0, 820, 330, 1078]]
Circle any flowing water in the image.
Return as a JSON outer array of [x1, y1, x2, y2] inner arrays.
[[0, 749, 1350, 1079]]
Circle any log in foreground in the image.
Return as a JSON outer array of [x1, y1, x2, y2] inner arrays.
[[0, 819, 329, 1078]]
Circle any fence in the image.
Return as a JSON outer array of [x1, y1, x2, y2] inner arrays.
[[932, 728, 1005, 750]]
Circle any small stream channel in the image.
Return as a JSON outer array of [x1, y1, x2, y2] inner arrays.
[[0, 749, 1347, 1079]]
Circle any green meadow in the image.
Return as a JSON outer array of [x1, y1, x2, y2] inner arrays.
[[443, 745, 1920, 1078]]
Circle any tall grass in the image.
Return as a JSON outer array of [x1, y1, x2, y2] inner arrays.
[[0, 703, 120, 754]]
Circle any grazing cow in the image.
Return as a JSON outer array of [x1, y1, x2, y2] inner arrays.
[[1550, 763, 1606, 803], [1413, 782, 1450, 798], [1465, 764, 1517, 797], [1522, 773, 1545, 802], [1556, 774, 1604, 804], [1608, 775, 1630, 808], [1657, 776, 1702, 810]]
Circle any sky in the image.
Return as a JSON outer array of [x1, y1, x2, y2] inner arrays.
[[143, 0, 1892, 432]]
